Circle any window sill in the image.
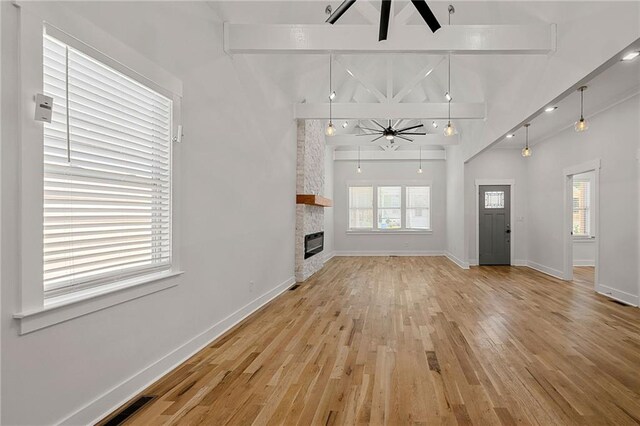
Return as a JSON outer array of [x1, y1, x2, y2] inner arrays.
[[14, 270, 183, 335], [346, 229, 433, 235]]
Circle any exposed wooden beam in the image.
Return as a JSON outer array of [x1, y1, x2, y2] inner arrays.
[[326, 134, 459, 146], [224, 23, 557, 54], [294, 102, 485, 120], [334, 150, 446, 161]]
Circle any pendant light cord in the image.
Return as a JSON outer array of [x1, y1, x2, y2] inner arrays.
[[419, 146, 422, 169], [329, 54, 333, 124], [358, 145, 361, 169], [580, 88, 584, 120]]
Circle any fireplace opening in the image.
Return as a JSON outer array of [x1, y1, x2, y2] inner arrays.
[[304, 232, 324, 259]]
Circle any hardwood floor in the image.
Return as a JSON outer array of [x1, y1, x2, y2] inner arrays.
[[573, 266, 595, 289], [100, 257, 640, 425]]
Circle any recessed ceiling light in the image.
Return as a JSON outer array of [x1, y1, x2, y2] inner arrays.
[[622, 51, 640, 61], [506, 134, 514, 138], [545, 106, 558, 112]]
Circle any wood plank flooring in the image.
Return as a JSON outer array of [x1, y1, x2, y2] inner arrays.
[[100, 257, 640, 425]]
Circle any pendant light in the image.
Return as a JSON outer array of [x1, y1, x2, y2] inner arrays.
[[326, 54, 336, 136], [574, 86, 589, 132], [522, 123, 532, 157], [357, 145, 362, 173], [417, 146, 423, 174], [443, 5, 456, 137]]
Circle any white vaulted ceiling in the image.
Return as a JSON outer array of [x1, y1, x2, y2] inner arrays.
[[213, 1, 639, 155]]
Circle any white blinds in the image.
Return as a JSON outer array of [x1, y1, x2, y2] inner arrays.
[[573, 180, 591, 236], [43, 35, 172, 296]]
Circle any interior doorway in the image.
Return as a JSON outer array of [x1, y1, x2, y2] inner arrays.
[[563, 160, 600, 289]]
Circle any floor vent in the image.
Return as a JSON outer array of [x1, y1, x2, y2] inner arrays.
[[289, 284, 301, 291], [102, 396, 155, 426]]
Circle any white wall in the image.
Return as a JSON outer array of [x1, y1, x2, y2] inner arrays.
[[323, 146, 335, 260], [445, 145, 466, 267], [464, 149, 529, 265], [526, 94, 640, 304], [1, 2, 297, 424], [333, 159, 446, 255]]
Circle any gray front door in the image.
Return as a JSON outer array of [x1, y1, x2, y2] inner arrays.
[[479, 185, 511, 265]]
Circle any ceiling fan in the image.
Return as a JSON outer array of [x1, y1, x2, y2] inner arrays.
[[358, 120, 426, 143], [326, 0, 441, 41]]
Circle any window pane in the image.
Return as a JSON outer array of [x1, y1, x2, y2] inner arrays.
[[573, 181, 590, 236], [349, 209, 373, 229], [378, 208, 401, 229], [484, 191, 504, 209], [349, 186, 373, 228], [407, 208, 430, 230], [378, 186, 401, 209], [407, 186, 429, 208], [43, 35, 172, 297], [349, 186, 373, 208]]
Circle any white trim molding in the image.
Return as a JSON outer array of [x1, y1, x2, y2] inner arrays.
[[526, 261, 565, 280], [597, 284, 639, 307], [474, 179, 516, 266], [59, 275, 295, 426], [445, 251, 470, 269], [562, 159, 601, 286], [333, 251, 444, 257]]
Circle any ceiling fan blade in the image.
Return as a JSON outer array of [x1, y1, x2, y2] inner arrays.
[[357, 127, 383, 133], [398, 132, 427, 135], [371, 135, 385, 142], [379, 0, 391, 41], [411, 0, 441, 33], [371, 120, 387, 130], [326, 0, 357, 24], [396, 124, 425, 133], [395, 135, 414, 142]]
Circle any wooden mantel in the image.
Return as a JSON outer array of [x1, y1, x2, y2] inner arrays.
[[296, 194, 333, 207]]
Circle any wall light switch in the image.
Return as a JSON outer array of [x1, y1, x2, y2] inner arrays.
[[34, 94, 53, 123]]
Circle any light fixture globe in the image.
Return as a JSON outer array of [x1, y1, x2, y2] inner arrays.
[[575, 86, 589, 133], [357, 166, 362, 174], [444, 122, 456, 137], [521, 146, 532, 157], [575, 117, 589, 132], [521, 123, 531, 157], [417, 167, 423, 174], [325, 122, 335, 136]]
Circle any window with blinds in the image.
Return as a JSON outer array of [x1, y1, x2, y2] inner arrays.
[[348, 186, 374, 229], [406, 186, 430, 230], [572, 180, 591, 237], [43, 34, 172, 297]]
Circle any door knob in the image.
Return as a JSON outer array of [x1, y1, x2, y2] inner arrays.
[[506, 229, 511, 234]]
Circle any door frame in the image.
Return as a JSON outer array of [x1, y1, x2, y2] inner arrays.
[[475, 179, 515, 266], [562, 159, 600, 287]]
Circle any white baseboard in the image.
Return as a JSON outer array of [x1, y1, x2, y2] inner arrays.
[[468, 259, 527, 267], [333, 250, 444, 257], [322, 251, 335, 263], [61, 275, 296, 426], [526, 261, 565, 280], [573, 260, 595, 267], [597, 284, 639, 307], [444, 251, 469, 269]]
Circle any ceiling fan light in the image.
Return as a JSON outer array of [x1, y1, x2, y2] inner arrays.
[[385, 134, 395, 141], [325, 122, 336, 137], [444, 122, 456, 137], [575, 117, 589, 132]]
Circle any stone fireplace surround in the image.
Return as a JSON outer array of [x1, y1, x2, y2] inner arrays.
[[295, 120, 326, 282]]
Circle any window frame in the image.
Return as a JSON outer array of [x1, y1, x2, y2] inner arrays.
[[346, 180, 432, 233], [348, 185, 374, 230], [15, 10, 183, 334]]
